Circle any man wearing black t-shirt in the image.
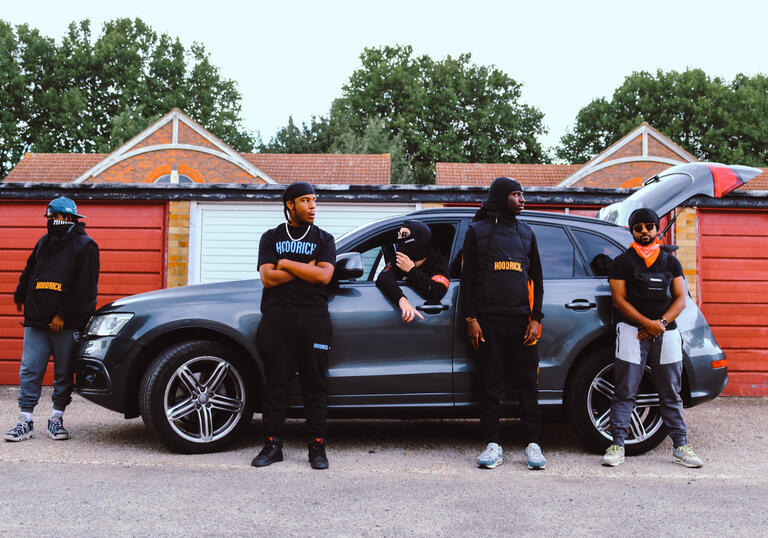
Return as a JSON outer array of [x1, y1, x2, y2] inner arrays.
[[376, 220, 450, 323], [251, 182, 336, 470], [602, 208, 703, 468]]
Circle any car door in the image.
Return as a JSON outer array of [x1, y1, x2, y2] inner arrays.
[[452, 218, 619, 408], [321, 218, 461, 408]]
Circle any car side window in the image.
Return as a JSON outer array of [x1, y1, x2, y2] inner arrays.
[[347, 222, 457, 282], [571, 230, 624, 277], [529, 224, 586, 279]]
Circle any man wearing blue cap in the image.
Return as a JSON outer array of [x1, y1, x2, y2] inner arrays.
[[6, 197, 99, 442], [251, 182, 336, 470]]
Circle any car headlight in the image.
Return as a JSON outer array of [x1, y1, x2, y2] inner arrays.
[[86, 313, 134, 336]]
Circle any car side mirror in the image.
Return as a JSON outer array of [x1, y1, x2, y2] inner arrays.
[[333, 252, 364, 281]]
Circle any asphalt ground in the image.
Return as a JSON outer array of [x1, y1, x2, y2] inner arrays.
[[0, 387, 766, 536]]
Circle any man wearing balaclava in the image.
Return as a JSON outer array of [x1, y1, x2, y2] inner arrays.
[[251, 182, 336, 470], [6, 197, 99, 442], [375, 220, 450, 323], [460, 177, 546, 470], [601, 208, 703, 468]]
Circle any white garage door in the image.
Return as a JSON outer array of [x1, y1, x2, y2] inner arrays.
[[189, 202, 421, 284]]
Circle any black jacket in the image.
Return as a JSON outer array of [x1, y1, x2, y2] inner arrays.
[[376, 253, 450, 304], [14, 223, 100, 330], [461, 215, 543, 320]]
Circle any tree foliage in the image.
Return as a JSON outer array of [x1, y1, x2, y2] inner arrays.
[[262, 45, 547, 184], [0, 18, 255, 179], [557, 69, 768, 167]]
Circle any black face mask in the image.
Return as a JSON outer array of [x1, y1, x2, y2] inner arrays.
[[395, 237, 428, 261], [47, 219, 73, 238]]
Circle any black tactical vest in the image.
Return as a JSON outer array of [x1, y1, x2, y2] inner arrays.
[[470, 217, 533, 316]]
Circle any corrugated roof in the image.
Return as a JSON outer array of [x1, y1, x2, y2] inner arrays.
[[436, 163, 583, 187]]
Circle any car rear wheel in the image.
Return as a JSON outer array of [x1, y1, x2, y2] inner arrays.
[[139, 340, 256, 453], [566, 348, 667, 456]]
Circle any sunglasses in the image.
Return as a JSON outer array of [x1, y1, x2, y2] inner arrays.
[[632, 222, 657, 234], [397, 230, 411, 239]]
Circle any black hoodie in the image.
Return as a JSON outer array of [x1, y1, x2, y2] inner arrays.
[[14, 222, 100, 330]]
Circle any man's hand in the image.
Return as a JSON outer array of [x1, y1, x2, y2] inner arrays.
[[641, 319, 666, 339], [15, 303, 22, 314], [398, 297, 424, 323], [395, 252, 415, 273], [524, 320, 540, 345], [467, 318, 485, 351], [49, 314, 64, 333]]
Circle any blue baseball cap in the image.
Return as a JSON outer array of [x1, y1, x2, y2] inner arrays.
[[46, 196, 85, 219]]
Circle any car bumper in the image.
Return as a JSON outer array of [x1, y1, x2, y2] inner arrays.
[[74, 335, 141, 415], [684, 352, 728, 407]]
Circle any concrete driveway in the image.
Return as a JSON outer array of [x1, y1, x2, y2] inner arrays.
[[1, 386, 766, 536]]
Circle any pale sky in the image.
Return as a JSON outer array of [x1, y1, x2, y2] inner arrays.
[[4, 0, 767, 155]]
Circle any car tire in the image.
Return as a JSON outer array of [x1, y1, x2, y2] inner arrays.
[[139, 340, 256, 454], [566, 348, 667, 456]]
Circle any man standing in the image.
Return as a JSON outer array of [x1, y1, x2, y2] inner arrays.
[[461, 177, 546, 470], [6, 197, 99, 442], [601, 208, 703, 468], [251, 182, 336, 470]]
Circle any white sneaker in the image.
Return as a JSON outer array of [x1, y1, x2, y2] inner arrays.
[[601, 444, 625, 467], [477, 442, 503, 469], [525, 442, 546, 470]]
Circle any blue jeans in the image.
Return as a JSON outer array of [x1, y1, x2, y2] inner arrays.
[[18, 327, 78, 413]]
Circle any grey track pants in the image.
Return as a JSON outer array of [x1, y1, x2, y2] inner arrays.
[[18, 326, 78, 413], [609, 323, 688, 447]]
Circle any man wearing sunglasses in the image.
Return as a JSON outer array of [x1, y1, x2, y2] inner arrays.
[[6, 197, 99, 442], [602, 208, 703, 468], [376, 220, 449, 323]]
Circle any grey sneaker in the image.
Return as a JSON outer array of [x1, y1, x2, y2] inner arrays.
[[5, 418, 34, 442], [601, 444, 625, 467], [525, 442, 546, 470], [47, 417, 70, 440], [673, 444, 703, 468], [477, 442, 503, 469]]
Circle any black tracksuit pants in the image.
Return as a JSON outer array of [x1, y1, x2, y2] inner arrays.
[[475, 315, 542, 444], [257, 314, 331, 440]]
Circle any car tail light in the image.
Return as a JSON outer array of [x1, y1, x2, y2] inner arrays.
[[709, 166, 743, 198], [711, 359, 727, 369]]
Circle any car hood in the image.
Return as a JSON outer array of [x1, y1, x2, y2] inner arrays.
[[598, 162, 761, 226], [104, 279, 263, 310]]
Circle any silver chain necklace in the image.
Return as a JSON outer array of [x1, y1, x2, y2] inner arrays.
[[285, 222, 311, 242]]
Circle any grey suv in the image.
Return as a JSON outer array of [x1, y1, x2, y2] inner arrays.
[[75, 163, 757, 454]]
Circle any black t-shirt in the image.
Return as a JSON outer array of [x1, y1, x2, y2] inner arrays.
[[608, 248, 684, 329], [258, 223, 336, 316]]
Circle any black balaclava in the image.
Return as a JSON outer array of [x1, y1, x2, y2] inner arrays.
[[47, 218, 75, 238], [282, 182, 316, 222], [396, 219, 432, 261], [473, 176, 523, 220]]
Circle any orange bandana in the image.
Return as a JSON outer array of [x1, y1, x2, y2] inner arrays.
[[630, 240, 661, 267]]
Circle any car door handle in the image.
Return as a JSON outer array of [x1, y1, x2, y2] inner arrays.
[[565, 299, 597, 311], [416, 304, 450, 314]]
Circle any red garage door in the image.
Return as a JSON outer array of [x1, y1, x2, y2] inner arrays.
[[699, 210, 768, 396], [0, 201, 166, 384]]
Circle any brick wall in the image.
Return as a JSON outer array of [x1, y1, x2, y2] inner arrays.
[[675, 207, 698, 301], [167, 201, 190, 288]]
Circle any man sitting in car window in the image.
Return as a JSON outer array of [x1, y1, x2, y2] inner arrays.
[[375, 220, 450, 323], [601, 208, 703, 468]]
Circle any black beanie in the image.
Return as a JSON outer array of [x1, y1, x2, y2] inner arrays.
[[283, 182, 315, 204], [628, 208, 660, 229], [474, 177, 523, 219], [403, 220, 432, 246]]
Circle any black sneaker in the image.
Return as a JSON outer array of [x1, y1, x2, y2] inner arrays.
[[308, 438, 329, 470], [251, 437, 283, 467], [47, 417, 70, 440], [4, 418, 34, 442]]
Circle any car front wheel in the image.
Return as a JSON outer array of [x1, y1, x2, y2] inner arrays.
[[139, 340, 256, 453], [566, 348, 667, 456]]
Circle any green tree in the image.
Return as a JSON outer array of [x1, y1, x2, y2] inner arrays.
[[262, 45, 547, 184], [557, 69, 768, 167], [0, 17, 256, 179]]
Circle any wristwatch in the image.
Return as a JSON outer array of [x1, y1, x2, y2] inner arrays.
[[660, 318, 668, 327], [465, 317, 477, 323]]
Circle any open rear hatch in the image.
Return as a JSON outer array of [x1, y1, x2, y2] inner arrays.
[[598, 163, 762, 226]]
